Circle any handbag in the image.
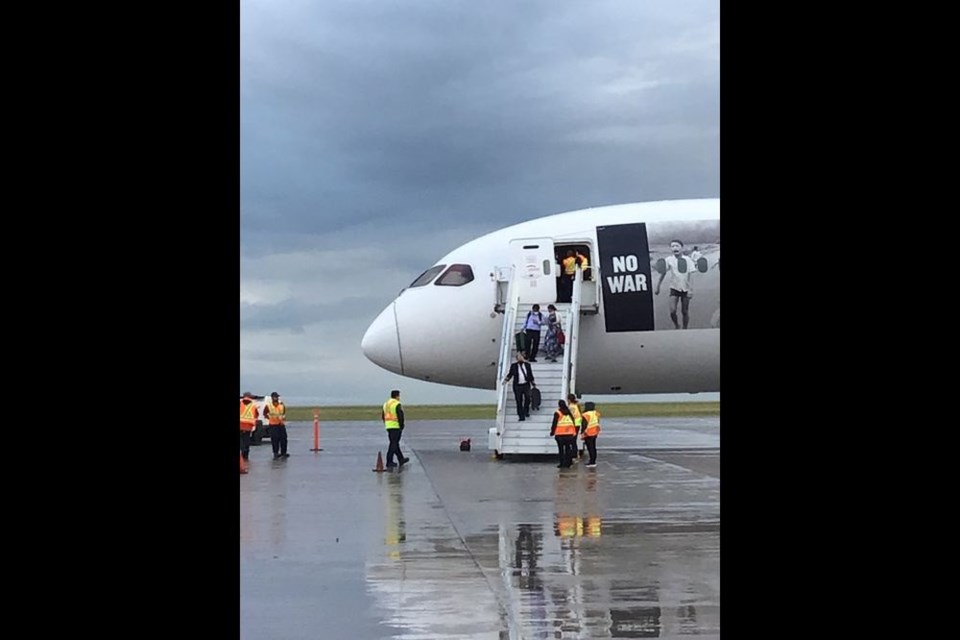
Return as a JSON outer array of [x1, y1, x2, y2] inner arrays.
[[557, 329, 566, 345]]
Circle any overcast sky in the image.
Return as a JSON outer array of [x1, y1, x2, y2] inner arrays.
[[240, 0, 720, 406]]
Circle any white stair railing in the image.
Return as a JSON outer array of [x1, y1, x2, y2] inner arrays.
[[568, 267, 584, 397], [494, 267, 519, 441]]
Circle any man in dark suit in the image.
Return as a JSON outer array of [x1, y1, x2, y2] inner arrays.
[[503, 352, 536, 421]]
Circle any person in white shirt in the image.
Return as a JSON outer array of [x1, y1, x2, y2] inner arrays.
[[523, 304, 544, 362], [503, 352, 536, 421]]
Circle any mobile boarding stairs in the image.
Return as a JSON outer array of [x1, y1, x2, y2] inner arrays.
[[489, 267, 597, 457]]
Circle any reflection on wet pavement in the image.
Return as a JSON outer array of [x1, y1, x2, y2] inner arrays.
[[241, 417, 719, 639]]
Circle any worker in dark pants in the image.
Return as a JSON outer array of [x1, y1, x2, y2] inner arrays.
[[264, 392, 289, 459], [239, 391, 259, 467], [550, 400, 577, 468], [580, 401, 601, 468], [382, 389, 410, 468]]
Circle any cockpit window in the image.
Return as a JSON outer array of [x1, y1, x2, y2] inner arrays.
[[409, 264, 446, 288], [435, 264, 474, 287]]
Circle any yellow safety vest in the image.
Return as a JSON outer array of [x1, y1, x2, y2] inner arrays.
[[383, 398, 401, 429], [268, 401, 286, 425], [581, 410, 601, 437], [569, 403, 582, 425], [562, 256, 577, 275]]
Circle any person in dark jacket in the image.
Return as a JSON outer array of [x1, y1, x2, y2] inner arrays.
[[503, 352, 536, 421]]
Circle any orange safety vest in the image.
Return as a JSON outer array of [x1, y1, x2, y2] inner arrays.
[[268, 401, 286, 425], [554, 411, 576, 436], [240, 400, 257, 431], [383, 398, 401, 429], [581, 410, 601, 437]]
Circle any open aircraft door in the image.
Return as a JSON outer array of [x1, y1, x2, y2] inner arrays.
[[509, 238, 557, 304]]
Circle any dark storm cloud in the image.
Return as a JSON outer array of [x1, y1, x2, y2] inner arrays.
[[240, 0, 719, 403], [241, 0, 718, 245]]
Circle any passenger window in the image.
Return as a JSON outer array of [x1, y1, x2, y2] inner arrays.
[[543, 260, 551, 275], [435, 264, 474, 287], [409, 264, 446, 287]]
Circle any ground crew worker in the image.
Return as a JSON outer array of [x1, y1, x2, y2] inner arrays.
[[239, 391, 259, 466], [550, 400, 577, 468], [567, 393, 583, 462], [580, 401, 601, 467], [560, 250, 578, 302], [382, 389, 410, 468], [264, 391, 288, 459]]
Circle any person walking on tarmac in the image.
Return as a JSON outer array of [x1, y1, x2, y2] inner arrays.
[[580, 401, 601, 467], [382, 390, 410, 468], [263, 392, 288, 459], [550, 400, 578, 468], [239, 391, 259, 466]]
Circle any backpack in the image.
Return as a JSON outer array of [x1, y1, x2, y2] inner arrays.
[[531, 386, 542, 411]]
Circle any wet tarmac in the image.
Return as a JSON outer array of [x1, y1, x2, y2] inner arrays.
[[240, 416, 719, 639]]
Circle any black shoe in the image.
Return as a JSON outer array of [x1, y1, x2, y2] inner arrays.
[[518, 417, 525, 421], [273, 454, 281, 460], [386, 462, 398, 468], [399, 457, 410, 465], [282, 453, 290, 458]]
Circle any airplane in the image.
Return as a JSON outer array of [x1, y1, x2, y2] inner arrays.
[[362, 198, 719, 398]]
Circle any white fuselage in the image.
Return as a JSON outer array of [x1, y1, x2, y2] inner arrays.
[[362, 199, 719, 395]]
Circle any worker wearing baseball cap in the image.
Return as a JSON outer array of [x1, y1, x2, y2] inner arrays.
[[264, 392, 288, 459]]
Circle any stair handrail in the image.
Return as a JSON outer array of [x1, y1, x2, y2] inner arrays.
[[568, 267, 584, 397], [495, 266, 520, 438]]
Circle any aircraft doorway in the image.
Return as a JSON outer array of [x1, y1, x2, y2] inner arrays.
[[555, 243, 593, 303]]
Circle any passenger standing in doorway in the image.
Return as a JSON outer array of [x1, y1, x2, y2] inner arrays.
[[550, 400, 577, 468], [580, 401, 601, 467], [264, 392, 288, 459], [655, 240, 698, 329], [503, 352, 535, 421], [523, 304, 544, 362], [382, 390, 410, 468], [239, 391, 259, 465]]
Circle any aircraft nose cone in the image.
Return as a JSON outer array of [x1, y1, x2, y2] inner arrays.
[[362, 303, 402, 374]]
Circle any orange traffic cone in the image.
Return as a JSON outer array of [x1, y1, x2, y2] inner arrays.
[[240, 453, 248, 474], [372, 451, 385, 472]]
